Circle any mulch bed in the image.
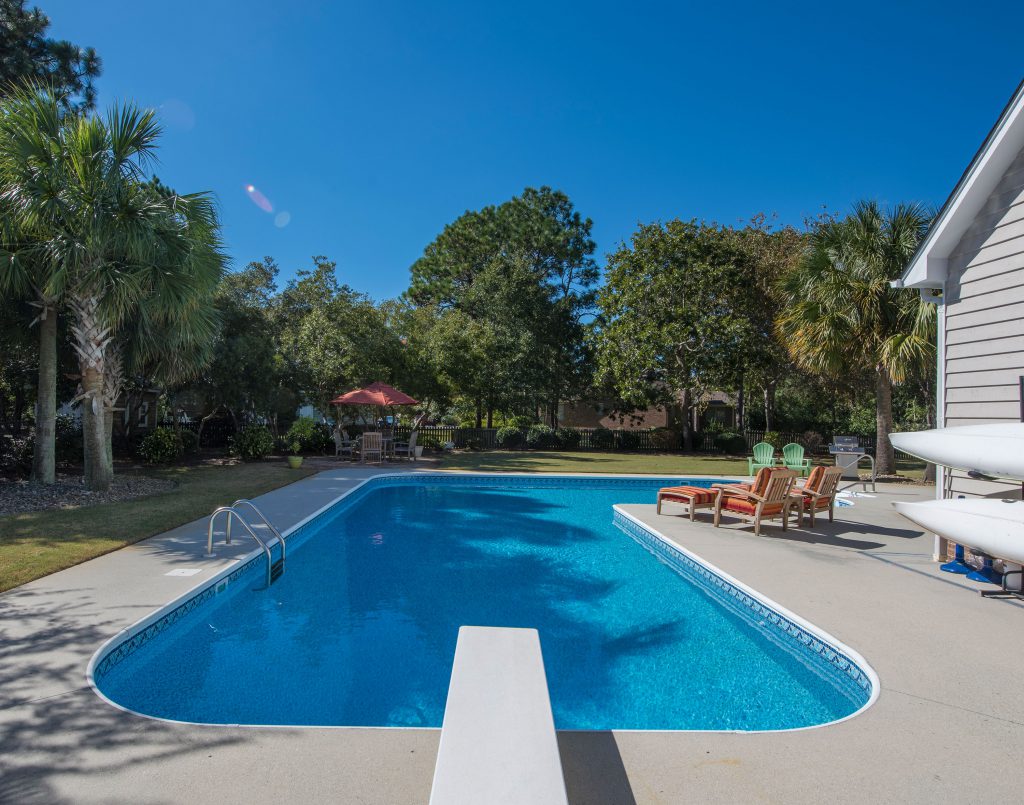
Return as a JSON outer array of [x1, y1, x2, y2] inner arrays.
[[0, 473, 178, 516]]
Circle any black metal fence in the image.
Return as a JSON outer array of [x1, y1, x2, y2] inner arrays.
[[163, 418, 900, 457]]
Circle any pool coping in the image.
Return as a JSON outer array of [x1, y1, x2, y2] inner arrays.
[[86, 471, 879, 734]]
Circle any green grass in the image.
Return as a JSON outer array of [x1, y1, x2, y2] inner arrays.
[[0, 462, 316, 593], [437, 450, 929, 479], [437, 450, 752, 475]]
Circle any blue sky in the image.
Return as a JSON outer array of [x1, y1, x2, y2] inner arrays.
[[47, 1, 1024, 300]]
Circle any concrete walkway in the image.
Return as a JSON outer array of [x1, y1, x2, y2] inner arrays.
[[1, 467, 1022, 803]]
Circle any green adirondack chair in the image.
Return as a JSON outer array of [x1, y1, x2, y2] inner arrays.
[[747, 442, 776, 475], [781, 442, 812, 477]]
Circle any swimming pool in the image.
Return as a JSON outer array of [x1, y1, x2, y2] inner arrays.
[[91, 474, 875, 731]]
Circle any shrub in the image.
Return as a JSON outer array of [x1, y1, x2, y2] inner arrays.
[[556, 427, 581, 450], [714, 431, 747, 455], [496, 426, 525, 449], [0, 433, 33, 477], [417, 431, 444, 451], [137, 427, 184, 464], [231, 425, 274, 461], [179, 429, 200, 455], [617, 430, 641, 450], [286, 417, 332, 454], [650, 427, 680, 451], [55, 415, 82, 463], [526, 424, 557, 449], [762, 430, 782, 448], [589, 427, 614, 450], [798, 430, 823, 455]]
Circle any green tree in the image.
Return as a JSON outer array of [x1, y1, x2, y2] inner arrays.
[[408, 186, 597, 422], [596, 219, 762, 450], [199, 258, 286, 430], [277, 257, 394, 416], [777, 200, 934, 474], [0, 0, 101, 110]]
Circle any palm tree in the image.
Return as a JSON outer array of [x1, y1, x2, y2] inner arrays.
[[0, 88, 64, 484], [777, 201, 934, 475], [0, 87, 225, 490]]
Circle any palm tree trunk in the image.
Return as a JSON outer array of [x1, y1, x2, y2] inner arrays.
[[70, 293, 113, 492], [31, 302, 57, 484], [875, 367, 896, 475], [80, 366, 112, 490]]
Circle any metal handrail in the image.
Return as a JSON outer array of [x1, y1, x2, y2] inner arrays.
[[231, 499, 287, 566], [205, 506, 280, 586]]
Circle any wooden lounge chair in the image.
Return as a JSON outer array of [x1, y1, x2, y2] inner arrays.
[[393, 430, 418, 461], [360, 431, 384, 463], [656, 484, 721, 520], [792, 465, 843, 526], [714, 468, 798, 536], [747, 441, 776, 475], [781, 442, 811, 477]]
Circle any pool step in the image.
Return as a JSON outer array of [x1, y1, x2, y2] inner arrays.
[[269, 557, 285, 584]]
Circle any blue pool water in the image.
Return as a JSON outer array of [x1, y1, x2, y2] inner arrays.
[[95, 476, 870, 730]]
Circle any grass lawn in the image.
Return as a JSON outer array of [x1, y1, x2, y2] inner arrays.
[[0, 462, 316, 593], [437, 450, 929, 479]]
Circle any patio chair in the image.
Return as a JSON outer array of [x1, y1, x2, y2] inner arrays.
[[714, 468, 798, 536], [792, 465, 843, 527], [781, 442, 811, 477], [392, 430, 418, 461], [334, 428, 356, 460], [747, 441, 776, 475], [360, 432, 384, 463]]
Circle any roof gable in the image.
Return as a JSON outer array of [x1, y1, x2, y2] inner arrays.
[[901, 79, 1024, 289]]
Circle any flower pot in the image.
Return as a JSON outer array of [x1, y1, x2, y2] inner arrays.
[[287, 455, 304, 469]]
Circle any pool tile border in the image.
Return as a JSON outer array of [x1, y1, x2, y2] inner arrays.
[[612, 509, 875, 706]]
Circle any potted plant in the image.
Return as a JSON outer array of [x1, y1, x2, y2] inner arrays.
[[287, 441, 303, 469]]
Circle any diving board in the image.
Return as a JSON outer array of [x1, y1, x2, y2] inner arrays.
[[429, 626, 568, 805]]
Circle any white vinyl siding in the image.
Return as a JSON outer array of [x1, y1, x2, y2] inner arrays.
[[943, 143, 1024, 499]]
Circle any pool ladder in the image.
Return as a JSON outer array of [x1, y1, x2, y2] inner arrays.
[[205, 499, 287, 586]]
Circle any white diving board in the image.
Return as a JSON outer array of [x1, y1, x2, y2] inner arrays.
[[429, 626, 569, 805]]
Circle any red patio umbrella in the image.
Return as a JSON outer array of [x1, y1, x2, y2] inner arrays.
[[330, 381, 418, 407]]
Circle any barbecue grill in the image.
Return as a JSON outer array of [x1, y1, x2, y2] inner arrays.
[[828, 435, 876, 490]]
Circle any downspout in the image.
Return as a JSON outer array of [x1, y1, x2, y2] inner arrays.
[[933, 287, 946, 561]]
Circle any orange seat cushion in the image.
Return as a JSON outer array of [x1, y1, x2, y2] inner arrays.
[[804, 465, 825, 492], [659, 485, 717, 505], [722, 498, 785, 516], [801, 495, 831, 510]]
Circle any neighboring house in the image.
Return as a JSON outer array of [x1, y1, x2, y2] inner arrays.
[[559, 391, 738, 432], [897, 78, 1024, 559]]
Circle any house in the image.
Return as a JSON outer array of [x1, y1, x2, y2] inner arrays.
[[897, 77, 1024, 560], [558, 391, 738, 432]]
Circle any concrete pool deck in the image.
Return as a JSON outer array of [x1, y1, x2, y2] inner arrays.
[[1, 466, 1022, 803]]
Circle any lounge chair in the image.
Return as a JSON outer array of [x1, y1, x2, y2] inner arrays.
[[334, 428, 356, 460], [792, 465, 843, 526], [393, 430, 418, 461], [657, 484, 721, 520], [747, 441, 776, 475], [714, 468, 798, 536], [781, 442, 811, 477], [360, 432, 384, 463]]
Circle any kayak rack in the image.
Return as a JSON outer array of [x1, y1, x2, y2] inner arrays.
[[205, 501, 286, 586]]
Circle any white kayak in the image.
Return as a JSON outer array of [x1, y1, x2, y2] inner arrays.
[[889, 423, 1024, 481], [893, 498, 1024, 565]]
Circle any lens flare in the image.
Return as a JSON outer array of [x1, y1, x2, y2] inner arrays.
[[244, 184, 273, 213], [274, 211, 291, 228]]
